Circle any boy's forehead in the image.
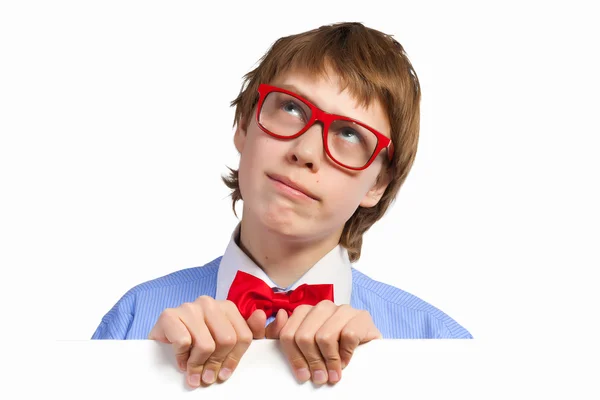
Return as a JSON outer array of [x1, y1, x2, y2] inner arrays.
[[269, 67, 391, 138], [270, 67, 343, 96]]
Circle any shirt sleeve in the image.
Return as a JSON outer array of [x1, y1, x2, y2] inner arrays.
[[437, 319, 474, 339], [91, 291, 136, 340]]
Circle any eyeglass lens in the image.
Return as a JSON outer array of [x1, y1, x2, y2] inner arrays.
[[259, 91, 379, 168]]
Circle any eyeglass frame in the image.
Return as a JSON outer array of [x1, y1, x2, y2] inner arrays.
[[255, 83, 395, 171]]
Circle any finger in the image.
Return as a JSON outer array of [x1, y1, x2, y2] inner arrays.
[[294, 300, 338, 384], [199, 299, 238, 385], [148, 319, 170, 344], [246, 309, 267, 339], [265, 309, 288, 339], [217, 301, 254, 382], [339, 310, 381, 369], [315, 305, 360, 383], [149, 309, 192, 372], [177, 302, 215, 388], [279, 305, 313, 383]]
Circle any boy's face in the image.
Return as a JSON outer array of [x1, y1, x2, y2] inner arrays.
[[234, 67, 391, 242]]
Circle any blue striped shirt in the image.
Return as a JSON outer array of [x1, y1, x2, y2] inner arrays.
[[91, 256, 472, 340]]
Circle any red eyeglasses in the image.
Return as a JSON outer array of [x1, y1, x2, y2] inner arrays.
[[255, 83, 394, 171]]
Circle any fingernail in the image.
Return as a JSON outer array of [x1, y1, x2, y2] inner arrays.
[[295, 368, 311, 382], [202, 369, 216, 384], [218, 368, 232, 381], [178, 361, 186, 371], [313, 370, 327, 384], [188, 373, 201, 387], [328, 369, 339, 382], [341, 361, 347, 369]]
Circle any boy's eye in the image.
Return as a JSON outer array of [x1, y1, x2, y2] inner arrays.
[[338, 128, 362, 144], [282, 101, 306, 120]]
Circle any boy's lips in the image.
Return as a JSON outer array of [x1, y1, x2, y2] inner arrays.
[[267, 173, 320, 201]]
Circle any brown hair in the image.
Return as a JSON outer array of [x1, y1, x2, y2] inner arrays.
[[222, 22, 421, 262]]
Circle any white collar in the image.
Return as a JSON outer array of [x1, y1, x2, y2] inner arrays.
[[215, 224, 352, 305]]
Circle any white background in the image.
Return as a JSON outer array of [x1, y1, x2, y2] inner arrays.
[[1, 0, 599, 394]]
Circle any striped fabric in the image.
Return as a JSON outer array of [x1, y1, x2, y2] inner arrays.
[[91, 257, 472, 340]]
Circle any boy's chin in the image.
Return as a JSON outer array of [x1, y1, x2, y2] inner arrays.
[[260, 196, 317, 218], [256, 212, 314, 238]]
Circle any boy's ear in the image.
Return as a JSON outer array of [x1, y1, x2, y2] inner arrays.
[[360, 169, 392, 208], [233, 119, 247, 154]]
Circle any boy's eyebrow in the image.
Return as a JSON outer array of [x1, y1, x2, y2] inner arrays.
[[278, 83, 359, 119], [277, 84, 325, 110]]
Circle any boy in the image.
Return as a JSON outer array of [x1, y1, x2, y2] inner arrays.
[[92, 22, 472, 388]]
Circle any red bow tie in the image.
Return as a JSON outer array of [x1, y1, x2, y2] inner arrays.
[[226, 270, 334, 319]]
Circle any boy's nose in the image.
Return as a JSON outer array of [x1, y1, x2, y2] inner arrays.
[[287, 124, 324, 172]]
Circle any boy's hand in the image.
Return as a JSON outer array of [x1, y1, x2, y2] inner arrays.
[[148, 296, 263, 388], [263, 301, 382, 385]]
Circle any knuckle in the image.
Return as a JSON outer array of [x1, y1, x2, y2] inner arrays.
[[341, 327, 358, 343], [339, 347, 354, 361], [315, 330, 336, 345], [203, 355, 223, 368], [223, 299, 238, 311], [179, 302, 196, 313], [186, 358, 203, 369], [290, 354, 308, 368], [186, 362, 202, 371], [317, 299, 335, 308], [156, 310, 181, 328], [172, 336, 192, 350], [160, 307, 178, 319], [306, 356, 324, 368], [279, 328, 295, 345], [192, 339, 216, 355], [196, 295, 215, 309], [160, 307, 175, 315], [323, 352, 341, 363], [224, 352, 242, 366], [339, 304, 353, 312], [295, 304, 312, 314], [237, 329, 253, 346], [295, 332, 315, 348], [215, 333, 237, 349]]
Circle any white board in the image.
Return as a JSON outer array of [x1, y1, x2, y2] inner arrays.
[[53, 339, 482, 398]]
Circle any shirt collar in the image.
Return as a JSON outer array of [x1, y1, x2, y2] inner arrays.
[[215, 224, 352, 305]]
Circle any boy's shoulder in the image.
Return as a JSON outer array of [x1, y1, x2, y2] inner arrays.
[[126, 256, 222, 295], [92, 257, 223, 339], [350, 267, 473, 339], [106, 256, 222, 314]]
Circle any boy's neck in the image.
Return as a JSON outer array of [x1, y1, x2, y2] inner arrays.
[[237, 217, 343, 288]]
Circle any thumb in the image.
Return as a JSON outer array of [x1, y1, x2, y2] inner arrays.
[[265, 309, 288, 339], [246, 309, 267, 339]]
